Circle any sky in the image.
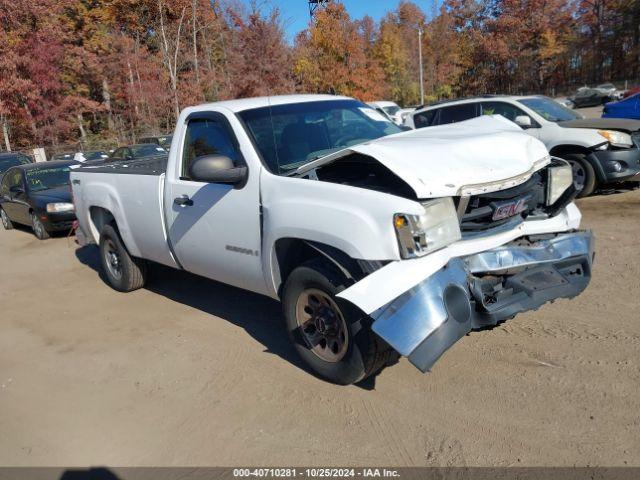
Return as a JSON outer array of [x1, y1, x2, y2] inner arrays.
[[239, 0, 439, 42]]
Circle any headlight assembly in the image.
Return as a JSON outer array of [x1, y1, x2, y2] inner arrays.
[[46, 202, 75, 213], [546, 161, 574, 205], [394, 197, 461, 259], [597, 130, 633, 148]]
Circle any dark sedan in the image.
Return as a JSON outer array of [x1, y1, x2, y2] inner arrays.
[[108, 143, 167, 162], [0, 160, 77, 240], [569, 88, 611, 108]]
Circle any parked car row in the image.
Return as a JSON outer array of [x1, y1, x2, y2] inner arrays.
[[0, 140, 169, 240], [405, 95, 640, 198]]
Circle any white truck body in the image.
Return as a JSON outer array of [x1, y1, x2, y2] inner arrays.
[[71, 95, 594, 381]]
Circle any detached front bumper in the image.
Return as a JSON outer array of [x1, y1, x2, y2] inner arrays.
[[363, 231, 594, 372]]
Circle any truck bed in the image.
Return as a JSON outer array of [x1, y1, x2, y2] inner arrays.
[[71, 154, 178, 269]]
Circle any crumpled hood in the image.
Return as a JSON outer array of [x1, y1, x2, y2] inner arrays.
[[305, 115, 550, 198]]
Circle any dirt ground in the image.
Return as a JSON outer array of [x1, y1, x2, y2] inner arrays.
[[0, 188, 638, 468]]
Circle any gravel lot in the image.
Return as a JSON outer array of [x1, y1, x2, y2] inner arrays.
[[1, 188, 639, 467]]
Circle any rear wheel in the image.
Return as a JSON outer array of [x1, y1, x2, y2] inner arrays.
[[563, 153, 596, 198], [283, 258, 394, 385], [31, 213, 50, 240], [99, 224, 147, 292], [0, 208, 13, 230]]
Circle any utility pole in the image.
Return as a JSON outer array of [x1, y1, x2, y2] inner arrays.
[[418, 27, 425, 105]]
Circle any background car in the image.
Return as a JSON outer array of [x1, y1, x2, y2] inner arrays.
[[569, 88, 612, 107], [139, 135, 173, 149], [406, 95, 640, 198], [0, 152, 34, 180], [595, 83, 624, 100], [603, 93, 640, 120], [623, 86, 640, 98], [108, 143, 167, 162], [73, 150, 110, 162], [0, 160, 77, 240], [367, 101, 404, 125], [51, 153, 75, 161]]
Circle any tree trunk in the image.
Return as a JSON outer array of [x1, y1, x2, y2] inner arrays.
[[1, 115, 11, 152], [102, 78, 114, 131]]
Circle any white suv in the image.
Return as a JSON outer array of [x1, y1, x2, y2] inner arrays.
[[407, 95, 640, 197]]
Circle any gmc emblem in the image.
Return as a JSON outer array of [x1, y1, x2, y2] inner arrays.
[[492, 197, 529, 221]]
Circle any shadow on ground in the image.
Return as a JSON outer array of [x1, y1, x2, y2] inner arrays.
[[75, 245, 382, 390]]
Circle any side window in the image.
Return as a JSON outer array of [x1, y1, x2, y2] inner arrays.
[[5, 170, 23, 192], [0, 170, 11, 195], [481, 102, 528, 122], [182, 117, 240, 179], [413, 109, 438, 128], [111, 149, 123, 159], [437, 104, 478, 124]]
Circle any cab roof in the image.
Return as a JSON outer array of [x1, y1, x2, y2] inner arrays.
[[187, 94, 353, 114]]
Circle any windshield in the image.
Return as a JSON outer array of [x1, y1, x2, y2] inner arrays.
[[518, 97, 581, 122], [26, 166, 71, 192], [239, 100, 402, 174], [0, 155, 31, 173], [131, 144, 166, 158], [383, 106, 400, 116]]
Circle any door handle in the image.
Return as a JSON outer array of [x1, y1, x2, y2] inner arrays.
[[174, 194, 193, 207]]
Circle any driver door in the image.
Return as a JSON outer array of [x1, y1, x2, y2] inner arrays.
[[165, 112, 265, 294]]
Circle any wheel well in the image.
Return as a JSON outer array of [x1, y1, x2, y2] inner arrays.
[[549, 145, 592, 158], [274, 239, 369, 298], [89, 206, 116, 239]]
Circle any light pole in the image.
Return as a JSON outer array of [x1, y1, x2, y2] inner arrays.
[[418, 27, 425, 105]]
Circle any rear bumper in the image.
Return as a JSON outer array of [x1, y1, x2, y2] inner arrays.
[[366, 231, 594, 372]]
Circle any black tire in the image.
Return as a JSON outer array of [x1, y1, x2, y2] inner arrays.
[[0, 207, 13, 230], [283, 258, 394, 385], [99, 224, 147, 292], [31, 212, 50, 240], [563, 153, 596, 198]]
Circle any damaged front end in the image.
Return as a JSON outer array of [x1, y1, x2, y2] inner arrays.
[[355, 231, 594, 372]]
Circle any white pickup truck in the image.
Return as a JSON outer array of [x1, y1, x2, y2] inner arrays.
[[71, 95, 594, 385]]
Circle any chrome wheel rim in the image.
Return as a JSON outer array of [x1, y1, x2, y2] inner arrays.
[[569, 160, 586, 192], [295, 288, 349, 363], [103, 239, 123, 280]]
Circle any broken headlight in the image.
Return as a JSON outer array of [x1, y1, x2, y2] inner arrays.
[[546, 161, 573, 205], [394, 197, 461, 259], [597, 130, 633, 148]]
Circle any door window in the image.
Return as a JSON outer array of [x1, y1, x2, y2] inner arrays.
[[437, 103, 478, 124], [7, 170, 24, 192], [480, 101, 529, 122], [181, 117, 240, 180]]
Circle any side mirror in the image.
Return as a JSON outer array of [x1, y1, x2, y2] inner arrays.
[[514, 115, 533, 129], [189, 155, 247, 185]]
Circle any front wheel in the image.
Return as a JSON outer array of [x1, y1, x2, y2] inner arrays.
[[283, 258, 394, 385], [563, 153, 596, 198], [0, 208, 13, 230], [99, 224, 147, 292], [31, 213, 50, 240]]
